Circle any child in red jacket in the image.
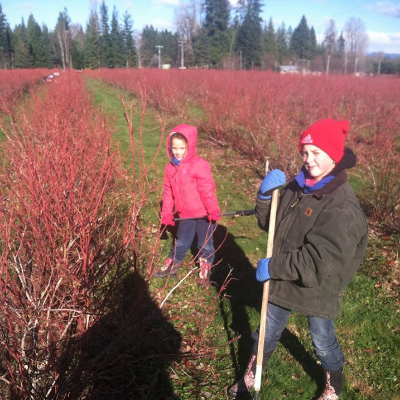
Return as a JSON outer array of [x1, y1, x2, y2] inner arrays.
[[154, 124, 221, 285]]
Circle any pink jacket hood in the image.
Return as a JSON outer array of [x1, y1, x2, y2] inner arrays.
[[166, 124, 197, 164], [162, 124, 220, 219]]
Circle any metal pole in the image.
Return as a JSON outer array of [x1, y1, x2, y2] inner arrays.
[[178, 40, 185, 69], [155, 45, 163, 69]]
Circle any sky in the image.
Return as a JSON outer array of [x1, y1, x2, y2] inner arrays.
[[2, 0, 400, 54]]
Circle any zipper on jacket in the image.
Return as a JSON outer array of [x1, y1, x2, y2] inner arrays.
[[290, 198, 300, 208], [290, 191, 304, 209]]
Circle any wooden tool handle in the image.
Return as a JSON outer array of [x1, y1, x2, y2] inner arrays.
[[254, 188, 279, 392]]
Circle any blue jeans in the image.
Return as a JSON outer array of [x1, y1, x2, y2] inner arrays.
[[252, 302, 344, 371], [168, 218, 215, 265]]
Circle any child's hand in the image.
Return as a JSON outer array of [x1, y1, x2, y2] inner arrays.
[[161, 214, 175, 226], [256, 258, 271, 282], [259, 169, 286, 200], [208, 210, 221, 222]]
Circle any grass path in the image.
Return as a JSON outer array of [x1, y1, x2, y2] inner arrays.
[[85, 77, 399, 400]]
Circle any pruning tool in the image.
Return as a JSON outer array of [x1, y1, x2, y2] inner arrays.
[[173, 208, 255, 222]]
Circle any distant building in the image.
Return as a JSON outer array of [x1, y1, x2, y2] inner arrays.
[[280, 65, 299, 74]]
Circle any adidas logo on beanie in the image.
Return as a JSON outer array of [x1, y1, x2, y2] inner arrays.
[[299, 119, 350, 163]]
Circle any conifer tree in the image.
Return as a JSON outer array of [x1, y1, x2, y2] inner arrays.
[[37, 25, 54, 67], [140, 25, 159, 67], [290, 15, 312, 60], [159, 29, 178, 65], [13, 19, 33, 68], [235, 0, 263, 69], [27, 14, 40, 63], [99, 1, 112, 67], [202, 0, 231, 67], [85, 10, 100, 69], [110, 7, 124, 67], [26, 15, 52, 67], [70, 24, 85, 69], [276, 22, 288, 64], [310, 26, 317, 58], [337, 32, 345, 58], [263, 18, 277, 59], [0, 3, 11, 68], [193, 27, 210, 67], [122, 11, 137, 68]]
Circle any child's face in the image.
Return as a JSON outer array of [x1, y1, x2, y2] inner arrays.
[[301, 144, 335, 182], [171, 137, 187, 161]]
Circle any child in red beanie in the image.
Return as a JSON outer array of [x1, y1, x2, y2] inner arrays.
[[228, 119, 368, 399]]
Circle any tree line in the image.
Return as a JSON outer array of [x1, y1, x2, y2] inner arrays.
[[0, 0, 398, 74]]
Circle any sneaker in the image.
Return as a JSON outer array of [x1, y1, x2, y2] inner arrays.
[[198, 258, 211, 285], [153, 258, 178, 278]]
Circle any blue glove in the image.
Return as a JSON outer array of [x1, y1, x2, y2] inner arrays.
[[258, 169, 286, 200], [256, 258, 271, 282]]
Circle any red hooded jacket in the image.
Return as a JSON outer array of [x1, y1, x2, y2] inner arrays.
[[162, 124, 220, 220]]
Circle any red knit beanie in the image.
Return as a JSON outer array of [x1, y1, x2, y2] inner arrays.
[[299, 119, 350, 163]]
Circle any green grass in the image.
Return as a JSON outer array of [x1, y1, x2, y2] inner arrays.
[[87, 78, 400, 400]]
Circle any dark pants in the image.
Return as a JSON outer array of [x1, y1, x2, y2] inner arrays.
[[168, 218, 215, 265], [253, 302, 345, 371]]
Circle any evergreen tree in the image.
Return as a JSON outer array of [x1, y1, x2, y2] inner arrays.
[[159, 29, 178, 66], [263, 18, 277, 58], [290, 15, 312, 60], [193, 27, 210, 67], [26, 15, 52, 67], [276, 22, 288, 64], [13, 19, 33, 68], [26, 14, 39, 65], [203, 0, 231, 67], [37, 25, 54, 67], [99, 1, 112, 67], [337, 31, 345, 58], [122, 11, 137, 67], [140, 25, 158, 67], [235, 0, 263, 69], [0, 3, 11, 68], [85, 10, 100, 69], [110, 7, 124, 67], [70, 23, 85, 69], [309, 27, 317, 58]]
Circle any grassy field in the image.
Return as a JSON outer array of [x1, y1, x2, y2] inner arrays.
[[86, 78, 399, 400]]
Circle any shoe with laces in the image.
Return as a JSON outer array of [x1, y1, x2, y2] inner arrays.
[[153, 258, 178, 278], [198, 258, 211, 285]]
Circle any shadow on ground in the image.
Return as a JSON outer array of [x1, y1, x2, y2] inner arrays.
[[53, 271, 182, 400]]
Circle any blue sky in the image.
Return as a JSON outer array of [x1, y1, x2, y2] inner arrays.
[[2, 0, 400, 53]]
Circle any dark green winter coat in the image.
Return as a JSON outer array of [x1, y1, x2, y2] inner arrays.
[[255, 169, 368, 320]]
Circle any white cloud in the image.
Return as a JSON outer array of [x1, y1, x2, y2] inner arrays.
[[372, 1, 400, 18], [154, 0, 180, 5], [20, 2, 34, 10], [367, 30, 400, 53], [152, 18, 174, 30], [123, 1, 135, 8]]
